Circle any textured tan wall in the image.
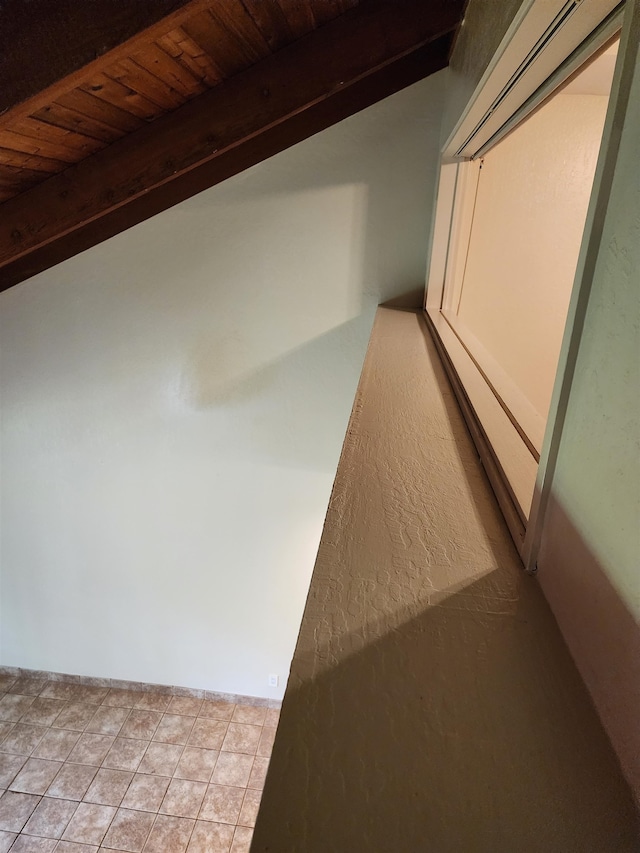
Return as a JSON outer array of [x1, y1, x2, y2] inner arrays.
[[252, 308, 638, 852]]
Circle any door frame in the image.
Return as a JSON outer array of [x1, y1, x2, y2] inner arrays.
[[424, 0, 626, 566]]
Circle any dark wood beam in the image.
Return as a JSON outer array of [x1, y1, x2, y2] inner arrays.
[[0, 0, 462, 289], [0, 0, 215, 116]]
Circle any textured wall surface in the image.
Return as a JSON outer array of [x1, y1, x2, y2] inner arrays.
[[252, 307, 638, 852], [0, 76, 444, 699]]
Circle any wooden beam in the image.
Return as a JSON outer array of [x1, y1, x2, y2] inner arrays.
[[0, 0, 216, 117], [0, 0, 462, 289]]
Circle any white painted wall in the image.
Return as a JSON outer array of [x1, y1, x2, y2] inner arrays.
[[0, 75, 445, 699]]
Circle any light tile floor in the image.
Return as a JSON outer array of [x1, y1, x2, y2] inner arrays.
[[0, 674, 278, 852]]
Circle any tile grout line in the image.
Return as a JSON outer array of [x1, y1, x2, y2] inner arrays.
[[0, 677, 277, 852]]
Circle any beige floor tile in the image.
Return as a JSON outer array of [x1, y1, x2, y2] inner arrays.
[[198, 701, 234, 722], [32, 730, 80, 762], [119, 712, 160, 742], [198, 784, 244, 824], [230, 706, 266, 727], [55, 841, 99, 851], [102, 691, 142, 710], [46, 764, 97, 801], [136, 742, 182, 777], [211, 753, 253, 789], [102, 739, 148, 773], [173, 748, 218, 783], [237, 788, 261, 828], [0, 725, 46, 756], [0, 791, 40, 831], [186, 820, 234, 853], [133, 695, 171, 713], [120, 775, 169, 814], [9, 680, 47, 697], [166, 698, 203, 718], [0, 679, 16, 693], [220, 725, 260, 756], [39, 684, 82, 702], [247, 756, 269, 790], [159, 779, 207, 819], [142, 814, 194, 853], [83, 769, 133, 807], [0, 695, 36, 722], [20, 699, 66, 728], [85, 707, 129, 737], [0, 753, 25, 788], [101, 807, 154, 852], [22, 796, 77, 839], [230, 825, 252, 853], [9, 835, 57, 851], [152, 715, 194, 746], [0, 679, 269, 853], [52, 704, 97, 733], [0, 830, 16, 852], [263, 709, 280, 728], [67, 734, 115, 767], [187, 720, 227, 751], [9, 758, 62, 795], [61, 802, 116, 846], [120, 774, 169, 814], [72, 687, 108, 705], [256, 726, 276, 758]]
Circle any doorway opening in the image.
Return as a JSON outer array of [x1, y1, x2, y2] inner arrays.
[[425, 3, 623, 558]]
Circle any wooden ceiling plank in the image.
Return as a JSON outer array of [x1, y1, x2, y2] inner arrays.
[[156, 29, 224, 88], [0, 0, 462, 285], [0, 129, 81, 165], [55, 89, 145, 134], [105, 59, 188, 111], [0, 37, 453, 286], [79, 73, 166, 122], [181, 10, 251, 77], [132, 42, 208, 99], [0, 0, 223, 121], [275, 0, 316, 39], [0, 164, 48, 193], [208, 0, 272, 63], [32, 103, 124, 144], [7, 117, 104, 156], [338, 0, 360, 13], [0, 147, 67, 174], [239, 0, 295, 52], [311, 0, 354, 27]]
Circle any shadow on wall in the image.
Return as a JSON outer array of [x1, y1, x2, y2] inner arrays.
[[181, 316, 375, 472], [6, 76, 443, 477], [252, 573, 639, 853], [538, 494, 640, 801], [249, 313, 639, 850], [0, 78, 445, 691]]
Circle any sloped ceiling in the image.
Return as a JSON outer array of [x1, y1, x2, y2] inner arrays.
[[0, 0, 465, 289]]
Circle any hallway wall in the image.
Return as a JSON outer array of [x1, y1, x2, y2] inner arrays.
[[0, 74, 445, 699], [537, 4, 640, 798]]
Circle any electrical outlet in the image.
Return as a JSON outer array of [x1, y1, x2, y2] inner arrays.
[[268, 673, 279, 688]]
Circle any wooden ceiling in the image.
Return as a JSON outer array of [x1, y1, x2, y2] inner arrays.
[[0, 0, 465, 289]]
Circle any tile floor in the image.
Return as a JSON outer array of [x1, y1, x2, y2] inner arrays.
[[0, 674, 278, 852]]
